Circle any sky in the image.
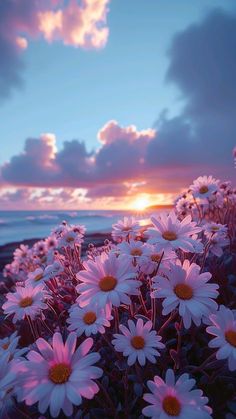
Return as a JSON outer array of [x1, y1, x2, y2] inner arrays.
[[0, 0, 235, 210]]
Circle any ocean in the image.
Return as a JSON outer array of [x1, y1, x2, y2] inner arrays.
[[0, 210, 155, 246]]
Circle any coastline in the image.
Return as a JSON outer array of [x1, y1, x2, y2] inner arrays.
[[0, 232, 111, 274]]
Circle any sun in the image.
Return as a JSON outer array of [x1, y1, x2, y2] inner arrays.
[[133, 195, 150, 211]]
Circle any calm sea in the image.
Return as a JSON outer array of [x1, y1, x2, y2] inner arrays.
[[0, 210, 158, 246]]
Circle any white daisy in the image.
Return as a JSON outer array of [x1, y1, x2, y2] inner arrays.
[[112, 319, 164, 366], [112, 216, 140, 242], [147, 212, 203, 253], [16, 333, 102, 418], [190, 175, 219, 200], [143, 369, 212, 418], [76, 253, 141, 308], [68, 303, 112, 337], [2, 284, 48, 323], [206, 305, 236, 371], [152, 260, 219, 329]]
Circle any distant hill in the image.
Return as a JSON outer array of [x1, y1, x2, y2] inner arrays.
[[146, 204, 173, 211]]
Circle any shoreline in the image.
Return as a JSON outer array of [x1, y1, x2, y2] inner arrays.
[[0, 232, 111, 273]]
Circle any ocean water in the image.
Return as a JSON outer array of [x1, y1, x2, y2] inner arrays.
[[0, 210, 155, 246]]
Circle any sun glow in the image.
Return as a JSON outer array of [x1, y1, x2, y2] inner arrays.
[[133, 195, 150, 211]]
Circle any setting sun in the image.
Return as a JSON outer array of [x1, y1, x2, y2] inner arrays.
[[133, 195, 150, 211]]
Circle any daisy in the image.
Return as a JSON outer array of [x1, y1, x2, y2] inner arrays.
[[117, 240, 145, 259], [203, 222, 228, 240], [142, 369, 212, 418], [147, 212, 203, 253], [76, 253, 141, 308], [0, 352, 17, 411], [208, 235, 230, 257], [152, 260, 219, 329], [13, 244, 30, 263], [206, 305, 236, 371], [26, 267, 47, 286], [0, 331, 28, 359], [190, 175, 219, 200], [45, 235, 58, 250], [112, 216, 140, 242], [2, 284, 48, 323], [16, 333, 102, 418], [138, 244, 177, 275], [112, 319, 164, 366], [68, 303, 112, 337], [58, 229, 83, 248]]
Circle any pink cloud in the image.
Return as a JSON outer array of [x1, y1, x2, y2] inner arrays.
[[38, 0, 110, 49]]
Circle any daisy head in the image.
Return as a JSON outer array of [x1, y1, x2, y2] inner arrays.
[[152, 260, 219, 329], [2, 284, 48, 323], [143, 369, 212, 418], [190, 175, 219, 200], [58, 229, 83, 249], [112, 216, 140, 242], [0, 352, 17, 411], [138, 244, 177, 275], [203, 222, 228, 240], [0, 331, 28, 360], [68, 303, 112, 337], [16, 333, 102, 418], [117, 240, 145, 259], [207, 305, 236, 371], [147, 212, 202, 253], [112, 318, 165, 366], [26, 267, 46, 286], [76, 253, 141, 308]]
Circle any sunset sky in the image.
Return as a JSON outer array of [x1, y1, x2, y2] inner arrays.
[[0, 0, 236, 210]]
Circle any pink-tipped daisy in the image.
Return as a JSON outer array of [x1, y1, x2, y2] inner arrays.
[[117, 239, 145, 259], [58, 229, 83, 249], [206, 305, 236, 371], [2, 284, 48, 323], [0, 331, 28, 359], [76, 253, 141, 308], [112, 319, 164, 366], [112, 216, 140, 242], [138, 244, 177, 275], [190, 175, 219, 200], [142, 369, 212, 418], [68, 303, 112, 337], [147, 212, 203, 253], [0, 352, 17, 411], [16, 333, 102, 418], [152, 260, 219, 329], [203, 222, 228, 240]]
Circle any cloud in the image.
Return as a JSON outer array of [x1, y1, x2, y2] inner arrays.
[[1, 8, 236, 207], [0, 0, 110, 100], [146, 9, 236, 178]]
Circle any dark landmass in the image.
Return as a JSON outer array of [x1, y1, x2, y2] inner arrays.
[[147, 204, 173, 211], [0, 232, 111, 275]]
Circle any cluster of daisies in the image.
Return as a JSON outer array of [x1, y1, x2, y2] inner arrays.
[[0, 175, 236, 418]]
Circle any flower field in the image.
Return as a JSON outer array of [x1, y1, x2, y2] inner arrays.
[[0, 175, 236, 418]]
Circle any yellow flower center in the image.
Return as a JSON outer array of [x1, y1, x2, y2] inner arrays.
[[162, 231, 177, 241], [99, 275, 117, 292], [225, 330, 236, 348], [131, 335, 145, 349], [131, 248, 142, 256], [162, 395, 181, 416], [19, 297, 33, 308], [199, 185, 209, 194], [122, 226, 131, 232], [2, 342, 10, 350], [34, 273, 43, 281], [211, 226, 219, 231], [151, 254, 161, 262], [49, 363, 71, 384], [66, 236, 75, 243], [174, 283, 193, 300], [83, 311, 97, 325]]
